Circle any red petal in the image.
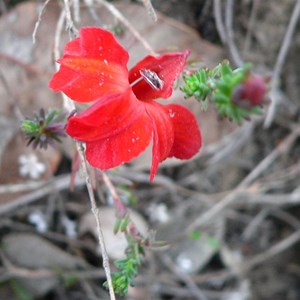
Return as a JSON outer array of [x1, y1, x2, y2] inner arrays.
[[129, 50, 189, 101], [66, 89, 147, 141], [85, 117, 152, 170], [144, 102, 174, 181], [64, 38, 81, 56], [79, 27, 128, 64], [49, 27, 129, 102], [164, 104, 201, 159], [66, 89, 153, 170]]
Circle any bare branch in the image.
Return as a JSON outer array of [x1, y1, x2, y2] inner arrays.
[[264, 0, 300, 127], [94, 0, 156, 55], [139, 0, 157, 22], [186, 124, 300, 232], [161, 254, 209, 300], [53, 8, 116, 299], [32, 0, 52, 44], [213, 0, 226, 43], [224, 0, 243, 66], [0, 175, 84, 216]]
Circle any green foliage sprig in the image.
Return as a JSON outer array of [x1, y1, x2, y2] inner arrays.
[[182, 61, 267, 122], [104, 215, 146, 296], [21, 108, 66, 149]]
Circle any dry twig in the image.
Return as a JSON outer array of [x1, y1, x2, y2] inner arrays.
[[161, 254, 208, 300], [139, 0, 157, 22], [213, 0, 226, 43], [63, 0, 79, 36], [73, 0, 81, 23], [83, 0, 101, 24], [238, 229, 300, 274], [213, 0, 243, 66], [0, 180, 46, 194], [32, 0, 52, 44], [224, 0, 243, 66], [94, 0, 156, 55], [186, 124, 300, 232], [243, 0, 260, 54], [0, 175, 84, 216], [264, 0, 300, 127], [54, 7, 116, 299]]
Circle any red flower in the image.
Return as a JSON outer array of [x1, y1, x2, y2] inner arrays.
[[49, 27, 201, 180]]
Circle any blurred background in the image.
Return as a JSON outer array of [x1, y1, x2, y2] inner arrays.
[[0, 0, 300, 299]]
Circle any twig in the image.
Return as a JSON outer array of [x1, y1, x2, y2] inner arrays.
[[54, 9, 75, 114], [139, 0, 157, 22], [94, 0, 156, 55], [0, 180, 46, 194], [119, 169, 212, 205], [242, 208, 269, 240], [195, 229, 300, 281], [0, 249, 106, 283], [243, 0, 260, 54], [240, 125, 300, 186], [224, 0, 243, 66], [269, 209, 300, 229], [32, 0, 52, 44], [207, 122, 253, 166], [213, 0, 226, 43], [0, 175, 84, 216], [80, 279, 99, 300], [256, 161, 300, 191], [238, 229, 300, 274], [63, 0, 79, 37], [100, 171, 128, 217], [233, 190, 300, 208], [186, 125, 300, 232], [264, 0, 300, 127], [54, 9, 115, 299], [161, 254, 209, 300], [195, 229, 300, 280], [82, 0, 102, 24], [73, 0, 81, 23], [75, 145, 116, 300], [0, 52, 46, 75]]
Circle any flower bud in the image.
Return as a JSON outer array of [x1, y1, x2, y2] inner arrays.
[[232, 75, 267, 108], [21, 109, 67, 149]]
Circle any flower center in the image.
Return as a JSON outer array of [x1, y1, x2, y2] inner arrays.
[[130, 69, 164, 90]]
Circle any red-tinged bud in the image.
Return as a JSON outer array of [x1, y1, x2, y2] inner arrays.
[[232, 75, 267, 108]]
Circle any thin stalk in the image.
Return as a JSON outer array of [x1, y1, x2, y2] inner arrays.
[[54, 8, 116, 300]]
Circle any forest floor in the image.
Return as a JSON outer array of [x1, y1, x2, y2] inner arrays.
[[0, 0, 300, 299]]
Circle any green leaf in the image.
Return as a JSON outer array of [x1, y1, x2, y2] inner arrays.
[[189, 230, 202, 240], [10, 280, 33, 300], [120, 215, 130, 232], [113, 219, 122, 234], [221, 63, 233, 76], [63, 274, 78, 287], [207, 236, 220, 251]]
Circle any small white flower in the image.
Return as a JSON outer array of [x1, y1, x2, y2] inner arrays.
[[176, 253, 193, 273], [18, 153, 46, 179], [28, 210, 48, 233], [147, 203, 170, 223], [62, 216, 77, 238]]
